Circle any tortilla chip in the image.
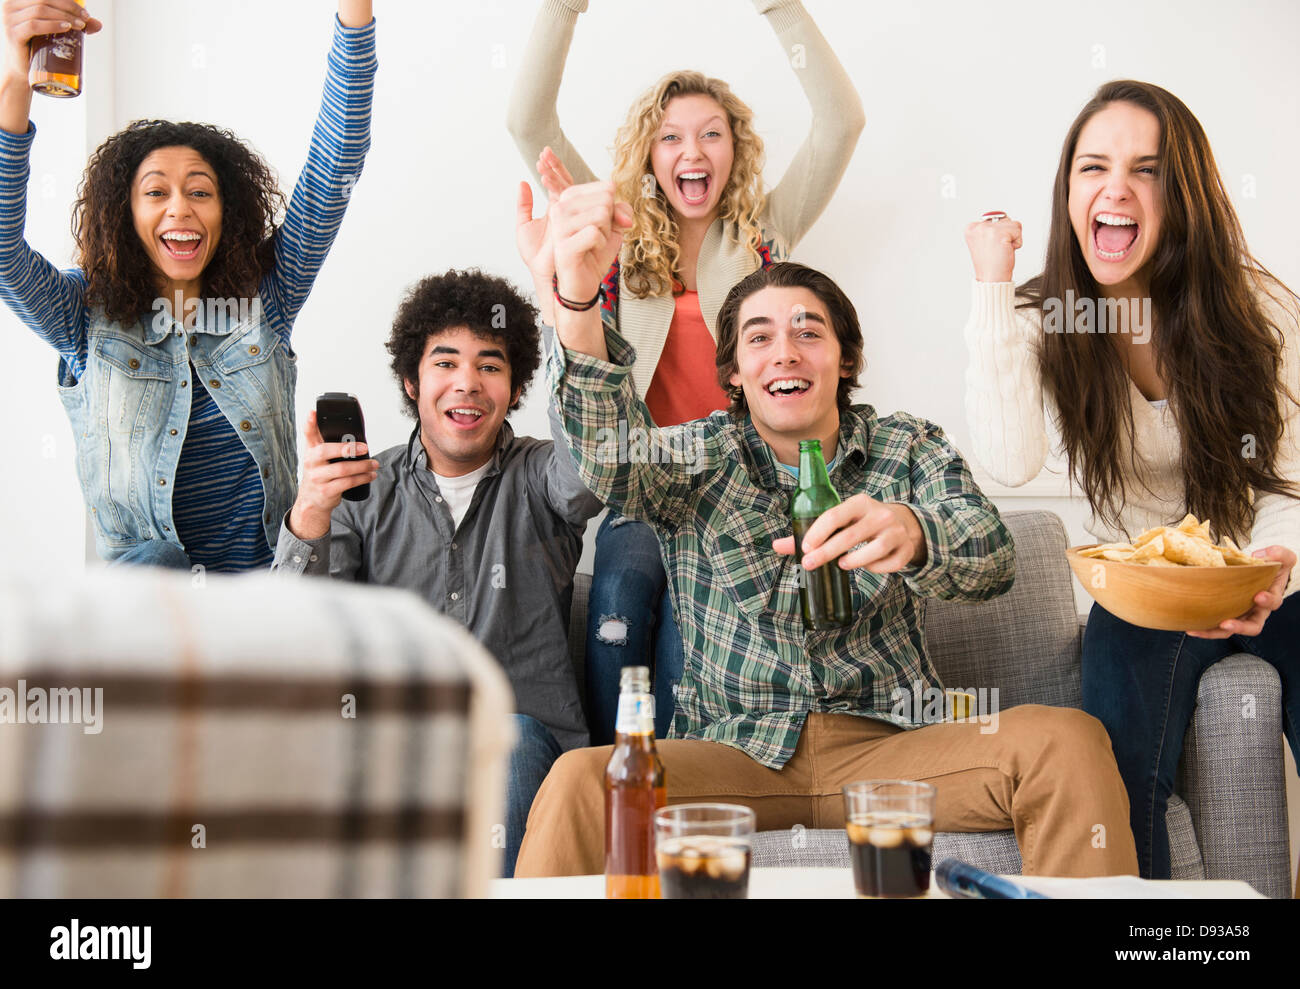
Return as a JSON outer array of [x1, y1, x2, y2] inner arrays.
[[1130, 535, 1166, 561], [1133, 526, 1167, 548], [1144, 556, 1180, 567], [1078, 542, 1136, 558], [1101, 548, 1138, 562], [1217, 536, 1261, 565], [1162, 529, 1226, 567]]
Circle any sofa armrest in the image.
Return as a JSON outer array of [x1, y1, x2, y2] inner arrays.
[[1177, 654, 1290, 898]]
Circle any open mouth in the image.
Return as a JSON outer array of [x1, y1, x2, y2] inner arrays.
[[676, 171, 710, 207], [160, 231, 202, 262], [766, 377, 811, 400], [1092, 213, 1139, 261], [445, 407, 486, 429]]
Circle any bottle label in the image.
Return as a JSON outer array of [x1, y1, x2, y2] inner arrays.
[[615, 693, 655, 734]]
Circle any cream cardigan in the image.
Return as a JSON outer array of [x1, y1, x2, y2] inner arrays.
[[964, 280, 1300, 596], [506, 0, 865, 398]]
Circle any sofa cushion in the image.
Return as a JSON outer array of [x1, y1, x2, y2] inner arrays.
[[923, 510, 1082, 710]]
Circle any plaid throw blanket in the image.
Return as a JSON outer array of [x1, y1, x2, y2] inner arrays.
[[0, 570, 512, 897]]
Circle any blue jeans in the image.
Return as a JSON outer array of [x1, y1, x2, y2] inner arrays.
[[1081, 595, 1300, 879], [505, 714, 563, 878], [109, 541, 193, 570], [585, 513, 684, 745]]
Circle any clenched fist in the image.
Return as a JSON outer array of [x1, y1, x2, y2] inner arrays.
[[550, 179, 633, 305], [964, 215, 1023, 284]]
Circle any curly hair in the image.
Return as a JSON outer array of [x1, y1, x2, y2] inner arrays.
[[386, 269, 541, 418], [611, 70, 768, 299], [73, 120, 285, 324], [715, 262, 864, 417]]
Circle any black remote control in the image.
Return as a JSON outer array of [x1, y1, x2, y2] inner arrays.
[[316, 392, 370, 502]]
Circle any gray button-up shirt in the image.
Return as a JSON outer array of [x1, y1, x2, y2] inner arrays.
[[272, 419, 603, 750]]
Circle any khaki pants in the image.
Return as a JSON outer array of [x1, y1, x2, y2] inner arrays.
[[515, 705, 1138, 878]]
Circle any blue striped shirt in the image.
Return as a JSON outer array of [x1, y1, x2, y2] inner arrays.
[[0, 16, 377, 571]]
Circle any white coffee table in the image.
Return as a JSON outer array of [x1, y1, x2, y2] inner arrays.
[[492, 868, 1263, 899]]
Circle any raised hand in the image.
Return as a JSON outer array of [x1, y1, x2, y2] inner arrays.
[[550, 179, 632, 304], [287, 410, 379, 541], [964, 214, 1023, 284], [2, 1, 101, 77], [537, 146, 576, 200], [1, 2, 102, 134], [772, 494, 927, 573], [516, 181, 553, 280]]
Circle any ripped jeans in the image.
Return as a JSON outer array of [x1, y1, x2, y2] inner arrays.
[[585, 512, 684, 745]]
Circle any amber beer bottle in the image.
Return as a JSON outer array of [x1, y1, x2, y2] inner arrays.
[[29, 28, 84, 98], [790, 439, 851, 630], [604, 666, 666, 898]]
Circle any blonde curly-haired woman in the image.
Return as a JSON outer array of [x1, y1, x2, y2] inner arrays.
[[508, 0, 863, 744]]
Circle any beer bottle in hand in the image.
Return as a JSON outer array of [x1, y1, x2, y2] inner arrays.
[[605, 666, 666, 898], [29, 29, 84, 98], [790, 439, 852, 630]]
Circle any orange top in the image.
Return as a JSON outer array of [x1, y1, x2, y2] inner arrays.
[[644, 289, 730, 427]]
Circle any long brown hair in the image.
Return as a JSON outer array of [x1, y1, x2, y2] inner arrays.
[[1020, 80, 1297, 541]]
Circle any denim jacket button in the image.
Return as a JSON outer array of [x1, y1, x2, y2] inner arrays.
[[248, 345, 260, 355], [158, 478, 166, 486], [181, 380, 188, 388], [209, 379, 221, 389], [127, 358, 139, 370], [170, 429, 178, 436], [240, 420, 251, 431]]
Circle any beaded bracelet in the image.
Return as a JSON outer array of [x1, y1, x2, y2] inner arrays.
[[552, 272, 603, 312]]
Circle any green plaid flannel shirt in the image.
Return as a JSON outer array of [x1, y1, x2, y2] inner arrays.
[[550, 327, 1015, 769]]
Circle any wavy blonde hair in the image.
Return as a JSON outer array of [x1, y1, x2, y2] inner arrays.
[[611, 71, 768, 299]]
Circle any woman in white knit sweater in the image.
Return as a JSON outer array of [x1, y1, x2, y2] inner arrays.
[[962, 80, 1299, 880]]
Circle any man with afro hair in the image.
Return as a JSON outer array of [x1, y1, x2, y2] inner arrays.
[[273, 269, 602, 877]]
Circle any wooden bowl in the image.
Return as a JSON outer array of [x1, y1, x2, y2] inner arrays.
[[1066, 545, 1281, 632]]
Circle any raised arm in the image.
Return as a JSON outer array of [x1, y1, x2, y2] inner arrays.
[[548, 179, 713, 526], [756, 0, 864, 249], [0, 2, 103, 366], [261, 6, 377, 336], [962, 214, 1051, 486], [505, 0, 598, 187]]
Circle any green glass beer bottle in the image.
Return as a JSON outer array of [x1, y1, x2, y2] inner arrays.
[[790, 439, 852, 630]]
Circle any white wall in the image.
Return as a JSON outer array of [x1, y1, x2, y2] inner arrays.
[[0, 0, 1296, 881]]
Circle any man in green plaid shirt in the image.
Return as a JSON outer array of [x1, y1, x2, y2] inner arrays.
[[515, 181, 1137, 878]]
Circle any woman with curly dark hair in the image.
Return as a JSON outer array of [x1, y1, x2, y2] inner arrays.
[[0, 0, 376, 571]]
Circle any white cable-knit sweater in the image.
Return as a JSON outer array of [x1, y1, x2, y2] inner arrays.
[[964, 280, 1300, 597]]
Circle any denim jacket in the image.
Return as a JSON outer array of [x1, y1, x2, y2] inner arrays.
[[59, 300, 297, 557], [0, 16, 377, 564]]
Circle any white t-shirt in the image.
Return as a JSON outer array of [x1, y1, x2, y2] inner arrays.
[[432, 460, 493, 530]]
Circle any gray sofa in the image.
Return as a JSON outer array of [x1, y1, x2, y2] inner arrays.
[[567, 509, 1292, 897]]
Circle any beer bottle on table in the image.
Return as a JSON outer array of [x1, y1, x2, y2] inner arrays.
[[29, 28, 84, 98], [605, 666, 666, 899], [790, 438, 852, 630]]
